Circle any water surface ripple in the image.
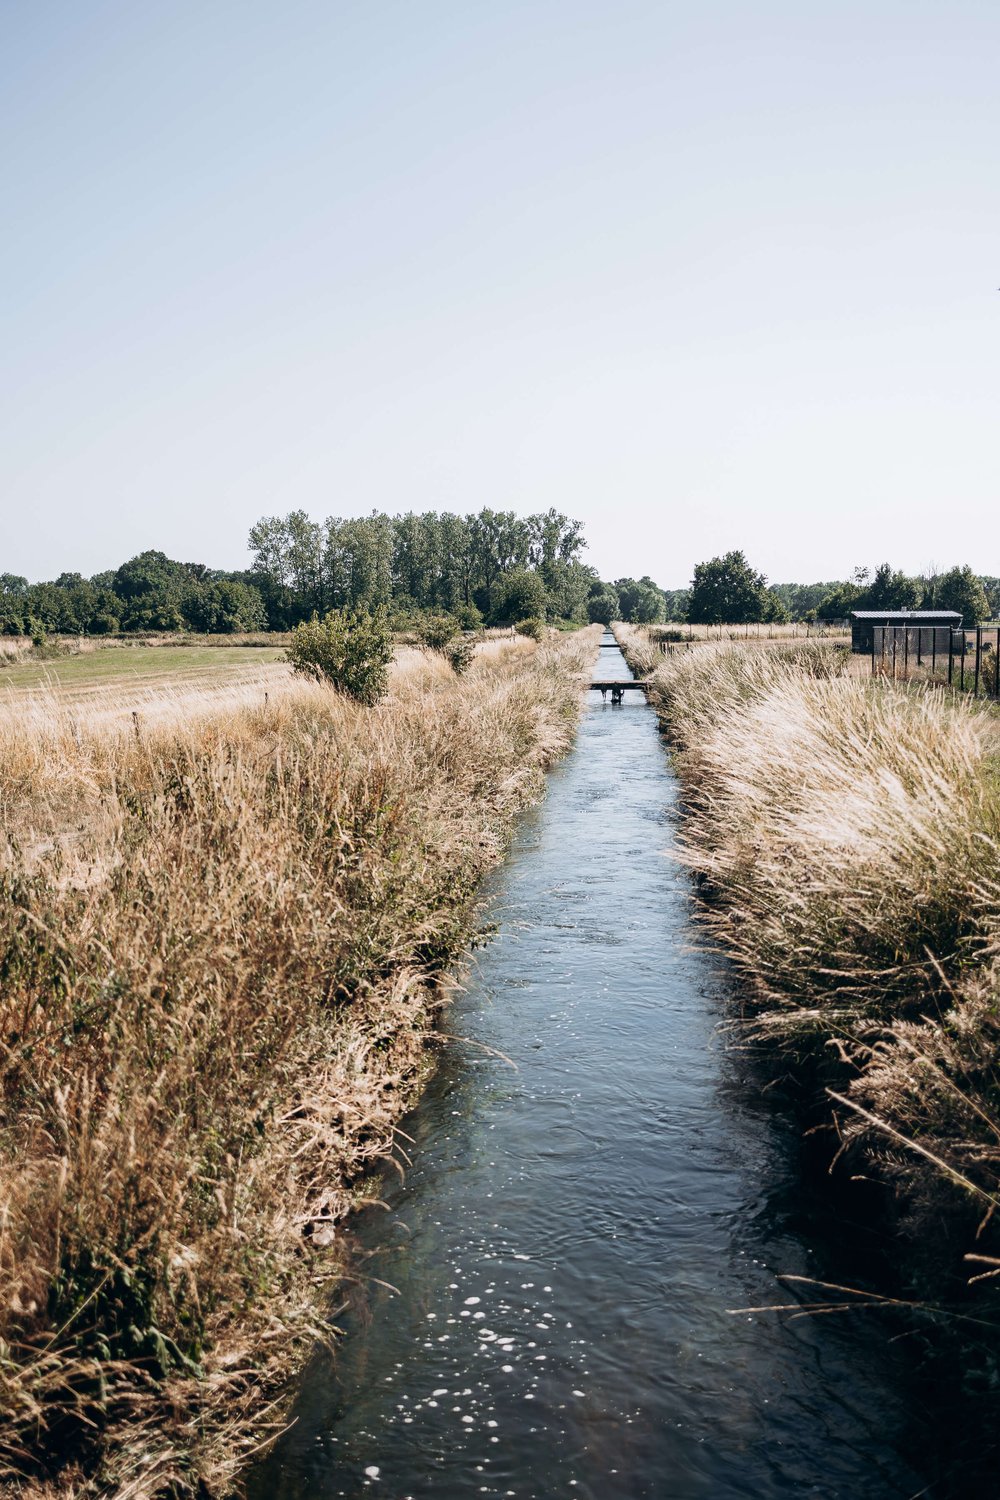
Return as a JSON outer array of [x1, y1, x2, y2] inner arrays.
[[249, 635, 925, 1500]]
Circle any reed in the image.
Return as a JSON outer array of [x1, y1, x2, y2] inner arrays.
[[0, 629, 598, 1497]]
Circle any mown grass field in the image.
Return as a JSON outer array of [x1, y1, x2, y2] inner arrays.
[[0, 644, 286, 698]]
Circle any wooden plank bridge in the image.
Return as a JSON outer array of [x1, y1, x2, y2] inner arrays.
[[590, 679, 651, 702]]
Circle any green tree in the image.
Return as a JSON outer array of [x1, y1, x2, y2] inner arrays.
[[687, 551, 769, 624], [932, 565, 990, 624], [439, 513, 474, 609], [183, 580, 268, 633], [113, 550, 190, 601], [468, 510, 532, 615], [542, 559, 591, 622], [769, 581, 842, 619], [761, 588, 790, 623], [615, 576, 666, 624], [980, 577, 1000, 619], [492, 569, 547, 623], [515, 616, 545, 640], [587, 587, 620, 625], [816, 580, 862, 619], [286, 609, 393, 704], [527, 509, 586, 576], [661, 588, 690, 621], [861, 562, 920, 611]]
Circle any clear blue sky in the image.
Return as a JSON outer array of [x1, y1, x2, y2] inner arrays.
[[2, 0, 997, 588]]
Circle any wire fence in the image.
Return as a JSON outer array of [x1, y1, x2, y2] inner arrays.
[[872, 624, 1000, 697]]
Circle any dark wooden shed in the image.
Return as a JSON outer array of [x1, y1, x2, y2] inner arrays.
[[850, 609, 962, 654]]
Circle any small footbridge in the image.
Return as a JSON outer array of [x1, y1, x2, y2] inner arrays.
[[592, 631, 651, 703], [589, 680, 651, 704]]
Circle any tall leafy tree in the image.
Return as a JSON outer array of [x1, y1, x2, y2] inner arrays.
[[861, 562, 920, 611], [931, 565, 990, 624], [587, 586, 620, 625], [492, 568, 547, 622], [438, 512, 474, 610], [615, 576, 666, 624], [687, 551, 770, 624]]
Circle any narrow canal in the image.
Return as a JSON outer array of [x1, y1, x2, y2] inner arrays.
[[248, 633, 929, 1499]]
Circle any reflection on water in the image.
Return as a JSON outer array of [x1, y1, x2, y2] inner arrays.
[[247, 635, 928, 1500]]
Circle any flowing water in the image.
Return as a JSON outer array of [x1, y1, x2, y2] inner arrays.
[[248, 634, 934, 1500]]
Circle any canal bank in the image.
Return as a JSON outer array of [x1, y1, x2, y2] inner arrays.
[[246, 635, 928, 1500]]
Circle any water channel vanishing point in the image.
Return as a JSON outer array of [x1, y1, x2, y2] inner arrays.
[[248, 634, 931, 1500]]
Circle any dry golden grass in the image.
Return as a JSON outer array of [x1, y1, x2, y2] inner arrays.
[[609, 622, 660, 677], [612, 621, 852, 680], [648, 641, 1000, 1014], [651, 620, 849, 641], [645, 639, 1000, 1302], [0, 628, 598, 1498]]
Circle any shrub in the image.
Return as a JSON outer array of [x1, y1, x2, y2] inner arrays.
[[454, 602, 484, 632], [515, 617, 545, 641], [416, 613, 460, 651], [286, 608, 393, 704], [446, 638, 476, 674]]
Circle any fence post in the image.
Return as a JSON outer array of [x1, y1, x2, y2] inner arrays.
[[871, 626, 877, 677], [975, 627, 982, 696], [960, 633, 966, 692], [948, 629, 955, 686], [931, 627, 937, 676], [995, 627, 1000, 699], [903, 626, 909, 679], [892, 630, 897, 680]]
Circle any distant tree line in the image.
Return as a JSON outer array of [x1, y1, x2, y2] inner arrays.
[[0, 508, 594, 637], [813, 563, 996, 624], [672, 554, 999, 627], [3, 519, 997, 638], [0, 555, 268, 638]]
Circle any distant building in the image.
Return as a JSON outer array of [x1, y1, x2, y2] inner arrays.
[[850, 609, 962, 654]]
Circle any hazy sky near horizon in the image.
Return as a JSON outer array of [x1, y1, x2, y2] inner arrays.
[[2, 1, 998, 589]]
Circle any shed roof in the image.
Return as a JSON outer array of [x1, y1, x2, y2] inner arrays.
[[850, 610, 961, 619]]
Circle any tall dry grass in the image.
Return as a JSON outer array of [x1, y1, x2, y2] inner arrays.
[[0, 629, 598, 1497], [646, 640, 1000, 1299], [612, 621, 851, 681], [609, 623, 660, 678]]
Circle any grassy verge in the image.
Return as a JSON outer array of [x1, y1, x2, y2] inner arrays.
[[639, 637, 1000, 1312], [0, 628, 598, 1497]]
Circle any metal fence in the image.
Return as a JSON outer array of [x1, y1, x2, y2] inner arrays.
[[873, 624, 1000, 696]]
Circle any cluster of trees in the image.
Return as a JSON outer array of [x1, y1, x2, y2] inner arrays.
[[585, 576, 668, 625], [246, 507, 589, 626], [675, 555, 1000, 626], [685, 552, 791, 625], [0, 555, 267, 637], [4, 518, 997, 639], [0, 508, 594, 638], [815, 563, 996, 624]]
